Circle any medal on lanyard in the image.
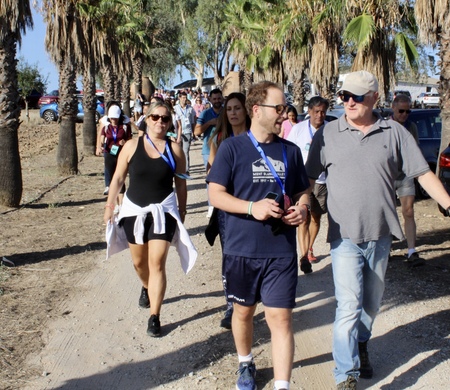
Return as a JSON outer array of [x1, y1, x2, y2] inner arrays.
[[247, 131, 291, 210], [146, 135, 191, 180]]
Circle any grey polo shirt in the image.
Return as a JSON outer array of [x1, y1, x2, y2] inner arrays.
[[306, 114, 430, 244]]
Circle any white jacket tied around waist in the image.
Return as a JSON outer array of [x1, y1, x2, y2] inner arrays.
[[106, 191, 197, 274]]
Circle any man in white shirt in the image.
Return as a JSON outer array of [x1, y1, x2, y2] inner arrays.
[[174, 91, 196, 174], [287, 96, 329, 274]]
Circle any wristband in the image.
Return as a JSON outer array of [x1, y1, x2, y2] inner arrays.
[[105, 203, 115, 210], [247, 201, 253, 216]]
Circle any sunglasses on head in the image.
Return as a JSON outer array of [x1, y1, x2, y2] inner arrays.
[[339, 93, 368, 103], [149, 114, 171, 123], [258, 104, 289, 115], [398, 109, 411, 114]]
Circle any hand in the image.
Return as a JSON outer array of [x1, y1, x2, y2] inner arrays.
[[104, 205, 115, 224], [282, 204, 309, 226], [250, 199, 283, 221], [96, 147, 103, 156]]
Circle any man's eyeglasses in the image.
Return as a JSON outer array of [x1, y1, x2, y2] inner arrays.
[[258, 104, 289, 115], [398, 109, 411, 114], [339, 93, 372, 103], [149, 114, 171, 123]]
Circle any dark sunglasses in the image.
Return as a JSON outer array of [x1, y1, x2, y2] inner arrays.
[[258, 104, 288, 115], [149, 114, 171, 123], [398, 109, 411, 114], [339, 93, 368, 103]]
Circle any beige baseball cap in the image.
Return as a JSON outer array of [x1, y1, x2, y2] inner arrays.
[[338, 71, 379, 96]]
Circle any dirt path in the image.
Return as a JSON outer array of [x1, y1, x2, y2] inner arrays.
[[1, 115, 450, 389]]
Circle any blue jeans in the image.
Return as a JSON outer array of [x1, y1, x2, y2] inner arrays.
[[330, 235, 392, 384]]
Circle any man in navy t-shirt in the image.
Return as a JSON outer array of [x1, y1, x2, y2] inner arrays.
[[207, 81, 310, 390]]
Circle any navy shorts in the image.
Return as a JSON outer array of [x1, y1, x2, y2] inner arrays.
[[120, 213, 177, 244], [222, 255, 298, 308]]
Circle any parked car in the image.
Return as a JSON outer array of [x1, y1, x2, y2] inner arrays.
[[40, 95, 105, 123], [421, 92, 440, 108], [414, 92, 427, 108], [406, 109, 441, 198], [37, 89, 59, 107], [437, 144, 450, 214]]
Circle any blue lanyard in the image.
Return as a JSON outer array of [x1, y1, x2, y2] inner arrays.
[[145, 135, 192, 180], [146, 135, 175, 172], [247, 130, 288, 195], [179, 105, 187, 117], [110, 125, 118, 142]]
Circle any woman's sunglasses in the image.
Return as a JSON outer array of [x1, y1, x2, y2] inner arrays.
[[149, 114, 171, 123]]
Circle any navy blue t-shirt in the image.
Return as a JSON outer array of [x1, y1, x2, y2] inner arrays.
[[207, 132, 309, 258]]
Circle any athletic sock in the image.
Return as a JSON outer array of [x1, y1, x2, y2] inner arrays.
[[274, 380, 290, 389], [238, 352, 253, 363]]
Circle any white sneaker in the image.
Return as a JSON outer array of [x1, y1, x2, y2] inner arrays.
[[206, 206, 214, 218], [103, 186, 109, 195]]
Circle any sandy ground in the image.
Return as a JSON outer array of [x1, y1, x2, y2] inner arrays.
[[1, 110, 449, 390]]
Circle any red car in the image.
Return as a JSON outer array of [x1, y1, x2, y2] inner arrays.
[[37, 90, 59, 107]]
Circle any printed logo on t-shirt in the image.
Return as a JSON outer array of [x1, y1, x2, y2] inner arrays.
[[252, 157, 285, 183]]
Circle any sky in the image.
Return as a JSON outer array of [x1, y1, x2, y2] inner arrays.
[[18, 7, 189, 93]]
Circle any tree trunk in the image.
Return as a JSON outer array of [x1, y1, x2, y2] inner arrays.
[[439, 31, 450, 175], [0, 32, 22, 207], [213, 33, 223, 87], [121, 75, 131, 118], [133, 53, 143, 99], [102, 56, 115, 103], [195, 62, 204, 90], [57, 54, 78, 175], [82, 54, 97, 155]]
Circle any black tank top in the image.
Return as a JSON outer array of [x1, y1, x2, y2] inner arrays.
[[126, 136, 175, 207]]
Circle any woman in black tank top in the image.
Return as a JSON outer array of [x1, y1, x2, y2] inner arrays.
[[103, 101, 187, 337]]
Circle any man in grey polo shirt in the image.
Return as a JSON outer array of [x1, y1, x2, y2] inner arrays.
[[306, 70, 450, 390]]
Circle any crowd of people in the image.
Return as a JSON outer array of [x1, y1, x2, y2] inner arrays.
[[100, 73, 450, 390]]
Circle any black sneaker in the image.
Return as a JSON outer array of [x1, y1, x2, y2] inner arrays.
[[406, 252, 425, 267], [235, 361, 256, 390], [300, 256, 312, 274], [220, 307, 233, 329], [337, 376, 357, 389], [358, 341, 373, 379], [139, 286, 150, 308], [147, 314, 161, 337]]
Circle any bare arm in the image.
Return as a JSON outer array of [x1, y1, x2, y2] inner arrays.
[[96, 124, 105, 156], [207, 141, 218, 173], [194, 117, 217, 136], [172, 141, 187, 222], [417, 171, 450, 209], [176, 120, 182, 144]]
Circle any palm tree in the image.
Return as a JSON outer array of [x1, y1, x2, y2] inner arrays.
[[415, 0, 450, 153], [0, 0, 33, 207], [224, 0, 285, 85], [76, 1, 102, 155], [42, 0, 79, 175], [344, 1, 418, 104]]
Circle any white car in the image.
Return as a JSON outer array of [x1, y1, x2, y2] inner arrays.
[[421, 93, 440, 108]]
